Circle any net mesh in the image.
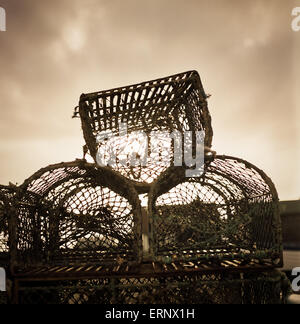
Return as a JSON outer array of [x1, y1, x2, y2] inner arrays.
[[15, 161, 142, 268], [0, 187, 11, 262], [149, 156, 282, 265], [76, 71, 213, 183]]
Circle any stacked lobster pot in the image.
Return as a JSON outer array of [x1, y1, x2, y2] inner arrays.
[[0, 71, 290, 304]]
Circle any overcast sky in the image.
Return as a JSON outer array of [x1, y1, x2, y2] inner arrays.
[[0, 0, 299, 200]]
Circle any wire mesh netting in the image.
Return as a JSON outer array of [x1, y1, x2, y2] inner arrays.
[[10, 155, 283, 270], [0, 187, 10, 305], [76, 70, 213, 183], [149, 156, 282, 265], [14, 161, 142, 268], [0, 186, 11, 265], [16, 270, 289, 304]]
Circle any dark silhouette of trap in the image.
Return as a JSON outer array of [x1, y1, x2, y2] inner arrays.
[[0, 71, 289, 304], [75, 71, 213, 183]]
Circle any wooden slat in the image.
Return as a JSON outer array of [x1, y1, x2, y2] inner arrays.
[[56, 267, 70, 273], [13, 257, 277, 281]]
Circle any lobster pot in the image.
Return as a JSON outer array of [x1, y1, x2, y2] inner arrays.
[[14, 161, 142, 269], [149, 155, 282, 267], [77, 71, 213, 183], [15, 270, 289, 304]]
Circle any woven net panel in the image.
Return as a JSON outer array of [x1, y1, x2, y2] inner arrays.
[[16, 270, 289, 304], [149, 156, 282, 266], [17, 161, 142, 267], [77, 70, 213, 183], [0, 185, 20, 266], [0, 187, 11, 261]]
